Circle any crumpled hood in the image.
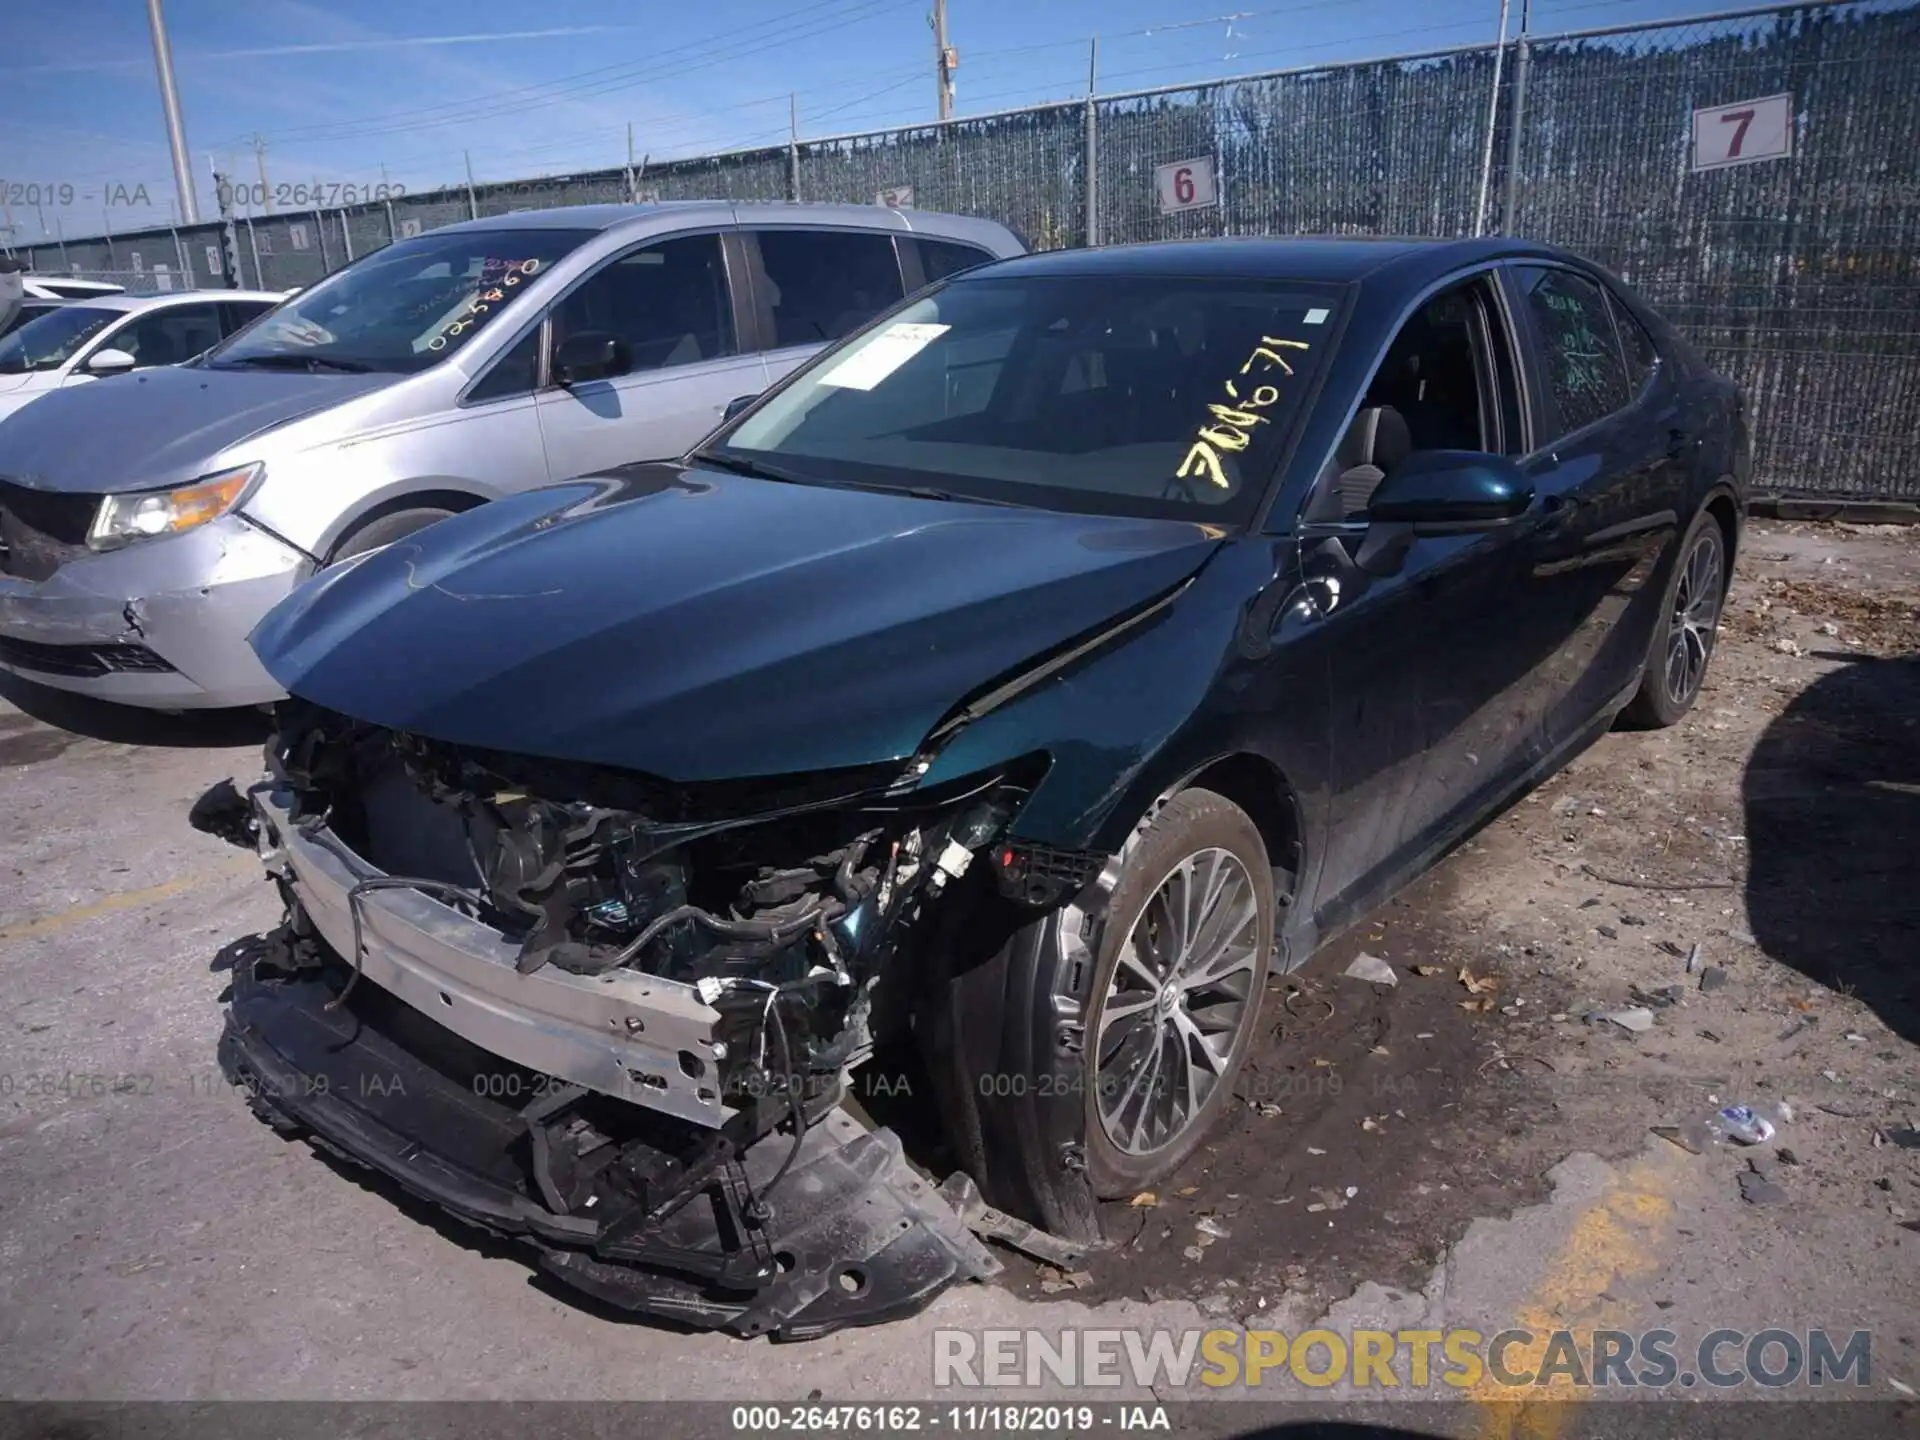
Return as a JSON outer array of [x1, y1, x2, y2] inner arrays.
[[0, 364, 395, 493], [252, 462, 1225, 782]]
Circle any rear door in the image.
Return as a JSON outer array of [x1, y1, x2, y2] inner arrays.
[[1499, 262, 1687, 757], [735, 226, 907, 387], [534, 229, 764, 480]]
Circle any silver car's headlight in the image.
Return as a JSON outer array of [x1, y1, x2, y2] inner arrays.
[[88, 463, 263, 551]]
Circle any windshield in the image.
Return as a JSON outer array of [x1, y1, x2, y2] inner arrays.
[[0, 305, 119, 373], [711, 274, 1342, 522], [205, 227, 595, 375]]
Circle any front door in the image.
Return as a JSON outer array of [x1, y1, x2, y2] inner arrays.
[[535, 231, 766, 480], [1291, 273, 1536, 931]]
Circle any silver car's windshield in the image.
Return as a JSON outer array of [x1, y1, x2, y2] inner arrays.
[[204, 227, 596, 375], [0, 305, 118, 373], [711, 274, 1343, 524]]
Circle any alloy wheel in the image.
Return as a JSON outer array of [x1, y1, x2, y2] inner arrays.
[[1094, 847, 1262, 1157], [1663, 526, 1724, 707]]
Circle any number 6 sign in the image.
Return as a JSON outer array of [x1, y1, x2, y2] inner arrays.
[[1155, 155, 1218, 215], [1692, 93, 1792, 171]]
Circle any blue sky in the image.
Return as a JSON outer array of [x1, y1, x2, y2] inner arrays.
[[5, 0, 1750, 240]]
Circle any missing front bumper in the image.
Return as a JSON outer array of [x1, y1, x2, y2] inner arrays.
[[218, 936, 999, 1339]]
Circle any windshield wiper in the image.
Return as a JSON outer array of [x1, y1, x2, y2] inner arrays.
[[213, 353, 377, 374], [691, 450, 811, 485]]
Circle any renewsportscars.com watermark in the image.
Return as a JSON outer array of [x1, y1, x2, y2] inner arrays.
[[933, 1327, 1873, 1390]]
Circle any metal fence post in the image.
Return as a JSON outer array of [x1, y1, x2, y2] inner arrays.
[[385, 197, 397, 244], [1084, 36, 1099, 247], [314, 208, 331, 271], [339, 208, 353, 262], [245, 215, 263, 289], [464, 152, 479, 220], [170, 223, 189, 284], [1499, 33, 1531, 235]]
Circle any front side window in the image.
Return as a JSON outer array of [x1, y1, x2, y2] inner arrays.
[[712, 274, 1340, 524], [0, 305, 118, 373], [752, 230, 905, 349], [204, 227, 596, 375], [1517, 265, 1631, 441], [549, 233, 734, 373], [467, 327, 543, 402], [100, 304, 225, 368]]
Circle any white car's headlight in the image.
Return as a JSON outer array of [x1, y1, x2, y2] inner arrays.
[[88, 463, 263, 551]]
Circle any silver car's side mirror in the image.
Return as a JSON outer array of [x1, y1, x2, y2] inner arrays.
[[86, 347, 137, 374]]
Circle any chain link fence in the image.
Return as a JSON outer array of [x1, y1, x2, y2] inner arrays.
[[9, 0, 1916, 500]]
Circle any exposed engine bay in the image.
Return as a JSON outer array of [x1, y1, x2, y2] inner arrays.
[[203, 700, 1106, 1336]]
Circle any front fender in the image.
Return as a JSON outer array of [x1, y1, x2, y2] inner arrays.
[[919, 537, 1331, 862]]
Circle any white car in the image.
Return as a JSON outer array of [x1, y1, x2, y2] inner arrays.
[[22, 277, 126, 301], [0, 289, 284, 424]]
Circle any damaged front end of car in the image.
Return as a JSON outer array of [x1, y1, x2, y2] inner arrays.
[[203, 698, 1106, 1338]]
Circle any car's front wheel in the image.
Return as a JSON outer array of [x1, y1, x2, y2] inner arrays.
[[1082, 789, 1274, 1198]]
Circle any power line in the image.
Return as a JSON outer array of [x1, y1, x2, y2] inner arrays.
[[216, 0, 910, 149]]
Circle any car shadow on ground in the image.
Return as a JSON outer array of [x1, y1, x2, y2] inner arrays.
[[0, 669, 272, 749], [1743, 650, 1920, 1045]]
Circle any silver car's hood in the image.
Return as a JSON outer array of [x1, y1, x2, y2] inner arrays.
[[0, 363, 396, 494]]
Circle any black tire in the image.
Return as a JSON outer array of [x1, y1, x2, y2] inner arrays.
[[1621, 507, 1729, 728], [1082, 788, 1274, 1198], [328, 506, 458, 564]]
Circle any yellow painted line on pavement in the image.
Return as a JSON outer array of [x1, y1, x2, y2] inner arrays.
[[0, 855, 257, 942], [1469, 1144, 1688, 1440]]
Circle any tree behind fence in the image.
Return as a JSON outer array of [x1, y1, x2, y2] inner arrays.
[[16, 0, 1917, 502]]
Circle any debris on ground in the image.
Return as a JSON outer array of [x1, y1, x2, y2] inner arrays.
[[1037, 1265, 1094, 1293], [1195, 1215, 1231, 1240], [1343, 953, 1398, 986], [1884, 1128, 1920, 1150], [1684, 942, 1704, 974], [1699, 966, 1731, 993], [1591, 1006, 1656, 1034], [1739, 1169, 1789, 1206], [1129, 1192, 1159, 1208]]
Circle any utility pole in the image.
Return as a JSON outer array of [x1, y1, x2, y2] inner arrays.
[[145, 0, 200, 224], [1471, 0, 1513, 238], [1084, 37, 1099, 247], [788, 93, 801, 201], [626, 123, 637, 203], [931, 0, 955, 120], [254, 134, 274, 213], [1499, 0, 1532, 235], [463, 151, 479, 220]]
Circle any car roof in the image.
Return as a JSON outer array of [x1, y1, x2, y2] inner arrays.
[[67, 289, 284, 314], [969, 235, 1579, 289], [427, 200, 1017, 248]]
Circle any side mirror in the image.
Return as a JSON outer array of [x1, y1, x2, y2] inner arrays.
[[552, 331, 630, 386], [1366, 450, 1533, 533], [86, 347, 137, 375], [723, 393, 758, 422]]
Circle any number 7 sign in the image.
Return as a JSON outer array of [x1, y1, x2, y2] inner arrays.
[[1693, 93, 1792, 171]]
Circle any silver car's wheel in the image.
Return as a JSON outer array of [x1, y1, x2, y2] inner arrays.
[[1095, 847, 1262, 1156]]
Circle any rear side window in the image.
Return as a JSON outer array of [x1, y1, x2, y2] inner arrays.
[[1609, 292, 1659, 395], [750, 230, 904, 349], [921, 238, 996, 282], [220, 301, 274, 335], [1516, 265, 1631, 441]]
